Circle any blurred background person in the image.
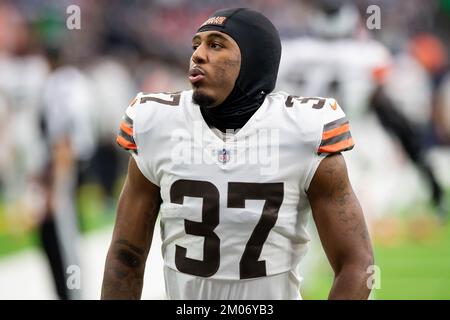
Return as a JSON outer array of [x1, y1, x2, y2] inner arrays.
[[0, 2, 49, 233], [84, 54, 136, 213], [39, 42, 97, 299], [278, 0, 448, 222]]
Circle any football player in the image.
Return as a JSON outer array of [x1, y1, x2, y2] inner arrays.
[[102, 8, 373, 300], [38, 45, 97, 300], [278, 0, 447, 220]]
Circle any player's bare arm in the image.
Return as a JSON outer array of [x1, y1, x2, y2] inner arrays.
[[307, 153, 373, 300], [101, 157, 161, 299]]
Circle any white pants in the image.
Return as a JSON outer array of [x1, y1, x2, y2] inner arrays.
[[164, 266, 302, 300]]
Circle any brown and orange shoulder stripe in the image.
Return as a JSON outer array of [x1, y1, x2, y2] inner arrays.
[[116, 113, 137, 154], [318, 117, 354, 155]]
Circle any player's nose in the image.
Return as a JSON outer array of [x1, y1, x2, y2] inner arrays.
[[192, 43, 207, 64]]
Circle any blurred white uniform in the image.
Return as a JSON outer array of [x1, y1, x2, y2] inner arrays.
[[277, 36, 428, 218], [278, 37, 391, 119], [41, 66, 96, 299], [87, 57, 136, 144], [0, 54, 49, 208], [117, 90, 354, 299], [43, 66, 96, 162]]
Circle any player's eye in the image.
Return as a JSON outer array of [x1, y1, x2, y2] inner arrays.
[[192, 44, 199, 51], [210, 42, 223, 50]]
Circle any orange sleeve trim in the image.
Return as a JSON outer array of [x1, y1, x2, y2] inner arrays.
[[372, 65, 390, 84], [331, 100, 337, 110], [129, 97, 138, 107], [120, 121, 133, 136], [318, 137, 354, 154], [116, 135, 137, 150], [322, 123, 350, 140]]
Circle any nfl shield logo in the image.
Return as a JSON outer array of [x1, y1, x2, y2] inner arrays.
[[218, 148, 230, 164]]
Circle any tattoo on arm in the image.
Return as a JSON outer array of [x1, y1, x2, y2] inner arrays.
[[101, 239, 147, 299], [321, 155, 370, 243], [115, 240, 145, 268], [308, 155, 373, 299]]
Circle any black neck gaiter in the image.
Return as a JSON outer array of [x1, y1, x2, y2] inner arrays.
[[196, 8, 282, 132]]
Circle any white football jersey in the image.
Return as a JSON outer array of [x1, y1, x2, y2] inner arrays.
[[117, 90, 354, 299]]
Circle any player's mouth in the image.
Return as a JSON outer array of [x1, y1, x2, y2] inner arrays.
[[189, 67, 205, 85]]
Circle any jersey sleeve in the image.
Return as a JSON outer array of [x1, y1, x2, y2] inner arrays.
[[317, 99, 354, 155], [115, 93, 160, 186], [116, 95, 139, 154], [303, 98, 354, 191]]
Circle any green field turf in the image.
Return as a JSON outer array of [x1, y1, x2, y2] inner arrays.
[[0, 183, 115, 257], [302, 218, 450, 300]]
